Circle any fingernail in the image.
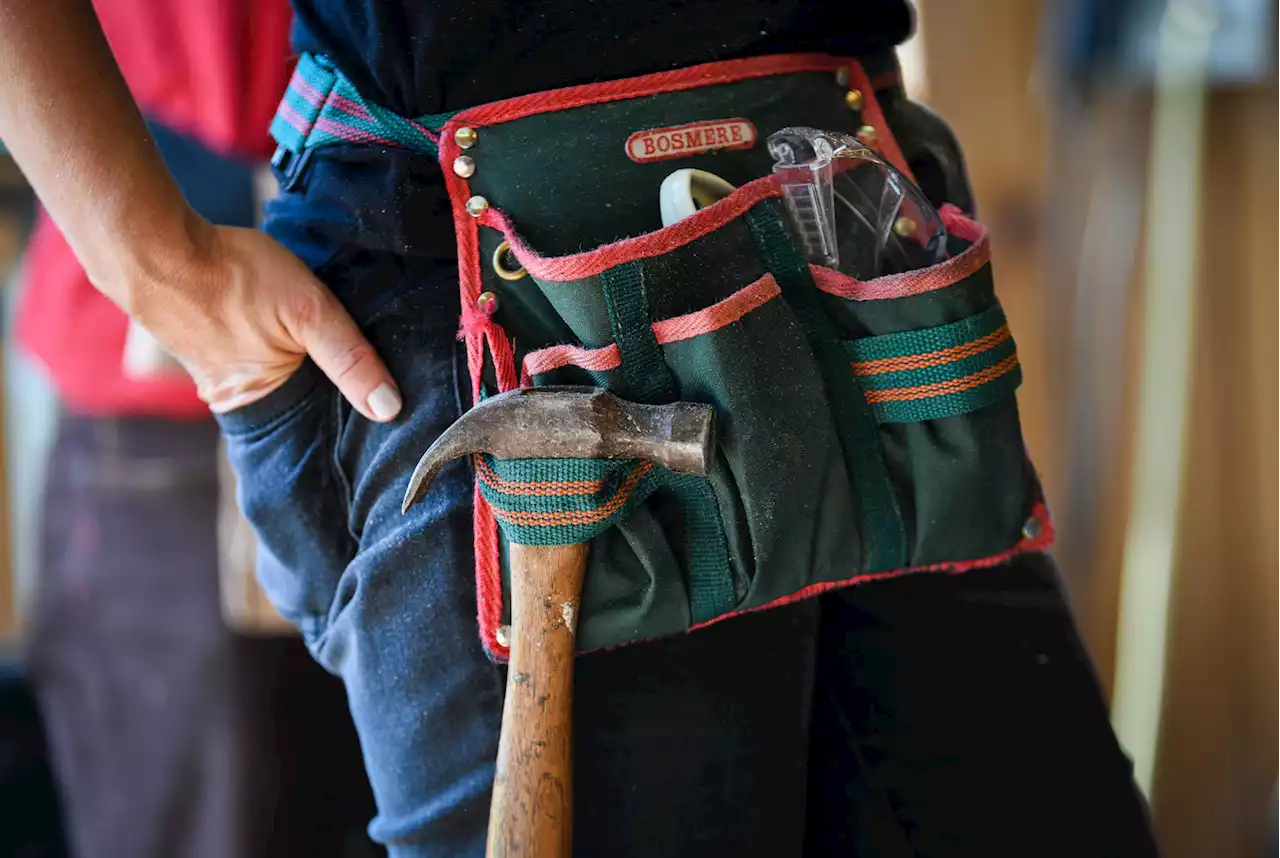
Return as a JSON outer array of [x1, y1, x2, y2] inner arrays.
[[367, 383, 402, 421]]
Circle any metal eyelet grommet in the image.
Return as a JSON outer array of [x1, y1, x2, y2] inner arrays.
[[491, 240, 528, 281], [1021, 516, 1043, 541], [455, 126, 478, 149], [476, 291, 500, 315], [453, 155, 476, 178], [856, 125, 878, 145], [835, 66, 851, 88], [465, 195, 489, 217], [496, 625, 511, 647], [844, 89, 864, 111]]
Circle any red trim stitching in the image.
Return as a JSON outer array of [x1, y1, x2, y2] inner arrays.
[[454, 54, 853, 128], [940, 204, 984, 242], [522, 274, 780, 379], [524, 343, 622, 379], [687, 501, 1055, 633], [438, 119, 512, 658], [846, 63, 914, 181], [486, 325, 519, 391], [474, 487, 502, 655], [651, 273, 780, 341], [808, 215, 990, 302], [480, 176, 781, 283]]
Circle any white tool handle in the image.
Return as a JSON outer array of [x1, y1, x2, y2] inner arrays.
[[659, 169, 737, 226]]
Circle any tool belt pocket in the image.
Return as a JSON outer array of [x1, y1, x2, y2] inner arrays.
[[428, 58, 1050, 659], [812, 209, 1042, 567], [460, 176, 1046, 658]]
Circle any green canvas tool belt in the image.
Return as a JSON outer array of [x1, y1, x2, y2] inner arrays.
[[271, 52, 1052, 660]]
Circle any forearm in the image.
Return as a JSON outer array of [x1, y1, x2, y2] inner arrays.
[[0, 0, 203, 313]]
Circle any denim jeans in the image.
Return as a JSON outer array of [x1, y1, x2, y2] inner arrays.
[[218, 147, 820, 857], [222, 102, 1158, 856]]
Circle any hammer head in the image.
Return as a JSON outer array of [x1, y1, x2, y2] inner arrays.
[[402, 386, 716, 513]]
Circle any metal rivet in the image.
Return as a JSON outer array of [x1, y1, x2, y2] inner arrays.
[[465, 195, 489, 217], [892, 216, 917, 237], [454, 126, 478, 149], [856, 124, 878, 145], [1021, 516, 1043, 541], [476, 291, 499, 315], [453, 155, 476, 178], [835, 66, 851, 88], [491, 240, 528, 281], [495, 625, 511, 647], [844, 88, 864, 111]]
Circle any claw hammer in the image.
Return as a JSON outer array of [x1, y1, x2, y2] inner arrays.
[[402, 386, 716, 858]]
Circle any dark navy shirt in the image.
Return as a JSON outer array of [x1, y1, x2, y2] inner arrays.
[[291, 1, 914, 115]]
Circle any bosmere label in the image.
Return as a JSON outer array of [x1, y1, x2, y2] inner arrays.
[[626, 118, 758, 163]]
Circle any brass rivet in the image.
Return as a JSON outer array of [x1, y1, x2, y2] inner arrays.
[[491, 240, 528, 281], [465, 195, 489, 217], [453, 155, 476, 178], [476, 291, 499, 315], [1021, 516, 1043, 541], [454, 126, 478, 149], [856, 124, 878, 145], [892, 216, 917, 237], [844, 88, 864, 111], [835, 66, 851, 88], [495, 625, 511, 647]]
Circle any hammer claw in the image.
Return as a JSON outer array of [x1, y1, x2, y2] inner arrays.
[[400, 386, 715, 514]]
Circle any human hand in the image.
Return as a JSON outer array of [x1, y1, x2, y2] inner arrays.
[[0, 1, 397, 422], [127, 221, 402, 421]]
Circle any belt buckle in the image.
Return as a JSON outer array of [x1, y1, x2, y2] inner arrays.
[[271, 145, 313, 193]]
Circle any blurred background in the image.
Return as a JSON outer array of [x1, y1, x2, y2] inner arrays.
[[0, 0, 1275, 856]]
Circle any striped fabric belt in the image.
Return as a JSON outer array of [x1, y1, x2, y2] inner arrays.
[[269, 51, 904, 163], [269, 53, 457, 157]]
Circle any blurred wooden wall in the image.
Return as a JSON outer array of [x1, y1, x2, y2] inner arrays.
[[1152, 82, 1278, 858], [914, 1, 1055, 492], [916, 2, 1277, 856]]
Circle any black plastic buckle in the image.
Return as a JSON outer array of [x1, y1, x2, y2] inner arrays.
[[271, 145, 313, 194]]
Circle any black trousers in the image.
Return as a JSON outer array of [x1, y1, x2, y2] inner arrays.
[[791, 89, 1160, 857], [26, 414, 381, 858], [806, 553, 1160, 856]]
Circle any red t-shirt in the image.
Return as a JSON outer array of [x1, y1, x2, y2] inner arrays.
[[16, 0, 294, 418]]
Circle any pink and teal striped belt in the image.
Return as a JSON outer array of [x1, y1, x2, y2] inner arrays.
[[270, 53, 457, 157]]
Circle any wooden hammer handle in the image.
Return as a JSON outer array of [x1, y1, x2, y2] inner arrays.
[[486, 541, 589, 858]]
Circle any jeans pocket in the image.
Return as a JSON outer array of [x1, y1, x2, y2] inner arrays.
[[215, 360, 355, 641]]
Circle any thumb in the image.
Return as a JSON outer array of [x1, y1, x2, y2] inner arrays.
[[295, 291, 402, 422]]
